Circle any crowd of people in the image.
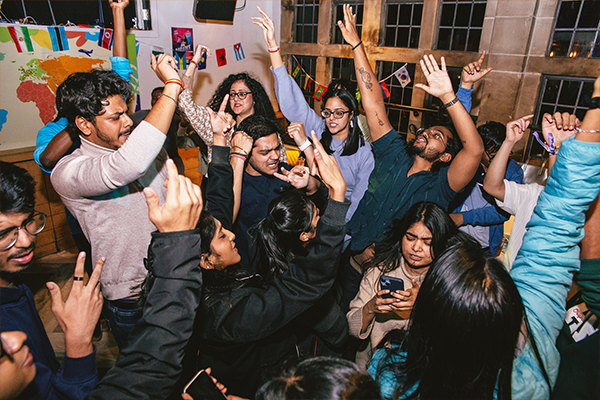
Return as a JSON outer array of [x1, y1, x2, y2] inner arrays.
[[1, 3, 599, 400]]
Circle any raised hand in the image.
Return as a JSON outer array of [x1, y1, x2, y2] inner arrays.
[[542, 112, 578, 147], [193, 44, 211, 62], [415, 55, 454, 100], [209, 95, 235, 144], [231, 130, 253, 155], [151, 53, 180, 84], [506, 114, 533, 144], [310, 131, 346, 202], [461, 51, 493, 88], [287, 122, 308, 147], [337, 4, 361, 48], [144, 159, 203, 233], [108, 0, 129, 10], [251, 6, 278, 48], [274, 165, 311, 189], [47, 252, 104, 358]]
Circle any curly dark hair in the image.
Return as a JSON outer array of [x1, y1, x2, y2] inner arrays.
[[0, 161, 36, 215], [59, 69, 131, 125], [320, 79, 364, 156], [208, 72, 277, 121]]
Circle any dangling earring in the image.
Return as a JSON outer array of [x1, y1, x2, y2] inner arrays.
[[350, 119, 354, 129]]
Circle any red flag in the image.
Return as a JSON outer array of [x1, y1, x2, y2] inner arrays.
[[380, 81, 390, 99], [216, 48, 227, 67], [313, 85, 327, 100]]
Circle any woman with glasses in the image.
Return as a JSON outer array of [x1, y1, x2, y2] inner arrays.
[[253, 6, 374, 223], [177, 45, 287, 165]]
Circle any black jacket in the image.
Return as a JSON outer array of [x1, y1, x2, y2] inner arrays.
[[86, 230, 203, 399]]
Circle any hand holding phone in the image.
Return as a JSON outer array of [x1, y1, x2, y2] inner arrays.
[[183, 370, 228, 400], [380, 275, 405, 299]]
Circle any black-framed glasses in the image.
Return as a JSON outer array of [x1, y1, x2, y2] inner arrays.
[[0, 212, 46, 251], [321, 109, 351, 119], [229, 91, 252, 100]]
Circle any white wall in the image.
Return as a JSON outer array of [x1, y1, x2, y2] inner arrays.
[[135, 0, 281, 111]]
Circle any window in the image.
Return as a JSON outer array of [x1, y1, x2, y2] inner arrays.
[[525, 75, 594, 159], [292, 55, 318, 108], [382, 1, 423, 48], [437, 0, 486, 52], [294, 0, 320, 43], [549, 0, 600, 58], [377, 61, 416, 134], [330, 57, 357, 83], [1, 0, 147, 29], [332, 1, 363, 44]]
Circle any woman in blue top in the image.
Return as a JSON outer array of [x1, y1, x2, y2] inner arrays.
[[369, 86, 600, 399], [252, 6, 374, 223]]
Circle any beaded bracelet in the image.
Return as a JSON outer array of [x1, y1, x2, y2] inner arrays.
[[165, 79, 184, 90], [268, 46, 280, 53], [576, 127, 600, 133], [230, 153, 247, 161], [159, 93, 177, 105]]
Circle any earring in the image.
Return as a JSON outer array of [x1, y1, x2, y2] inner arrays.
[[350, 120, 354, 129]]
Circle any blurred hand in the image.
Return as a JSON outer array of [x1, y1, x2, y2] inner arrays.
[[251, 6, 278, 48], [144, 159, 203, 232], [506, 114, 534, 144], [337, 4, 361, 48], [151, 53, 180, 84], [210, 95, 235, 144], [461, 51, 493, 88], [47, 253, 104, 358], [287, 122, 308, 147], [193, 44, 211, 62], [231, 131, 254, 155], [274, 165, 310, 189], [109, 0, 129, 11], [310, 131, 346, 202], [415, 55, 454, 100]]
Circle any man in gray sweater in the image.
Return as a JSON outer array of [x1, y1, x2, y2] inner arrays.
[[50, 54, 183, 349]]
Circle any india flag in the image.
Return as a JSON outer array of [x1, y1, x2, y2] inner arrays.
[[8, 26, 34, 53]]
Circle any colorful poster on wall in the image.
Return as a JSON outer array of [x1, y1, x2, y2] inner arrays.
[[171, 27, 193, 69], [0, 24, 139, 151]]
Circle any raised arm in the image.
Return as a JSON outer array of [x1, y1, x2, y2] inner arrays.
[[416, 54, 484, 192], [483, 115, 532, 202], [109, 0, 128, 58], [541, 112, 578, 173], [456, 51, 493, 113], [181, 44, 211, 91], [338, 4, 392, 142]]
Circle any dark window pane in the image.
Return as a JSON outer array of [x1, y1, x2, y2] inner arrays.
[[572, 30, 596, 57], [413, 4, 423, 25], [556, 105, 575, 114], [543, 80, 561, 103], [467, 29, 482, 51], [452, 28, 468, 50], [578, 0, 600, 28], [304, 6, 313, 23], [297, 7, 304, 24], [390, 87, 403, 104], [556, 1, 581, 28], [410, 27, 421, 48], [384, 27, 395, 46], [575, 108, 587, 120], [296, 26, 303, 41], [388, 108, 400, 131], [356, 4, 364, 21], [455, 3, 472, 27], [387, 4, 398, 25], [397, 27, 410, 47], [399, 110, 410, 133], [399, 4, 412, 25], [403, 88, 413, 105], [580, 81, 595, 106], [558, 80, 581, 105], [440, 4, 455, 26], [438, 28, 452, 49], [592, 37, 600, 57], [471, 3, 486, 27], [549, 31, 573, 56]]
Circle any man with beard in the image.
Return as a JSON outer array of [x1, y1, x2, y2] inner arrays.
[[335, 4, 483, 311], [50, 54, 185, 349], [0, 161, 103, 399]]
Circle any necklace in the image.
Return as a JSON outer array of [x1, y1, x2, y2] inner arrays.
[[331, 139, 346, 152]]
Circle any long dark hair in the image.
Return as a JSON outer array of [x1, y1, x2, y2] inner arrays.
[[256, 357, 381, 400], [377, 238, 526, 400], [364, 201, 458, 275], [320, 79, 364, 156], [208, 72, 277, 121], [250, 189, 314, 282]]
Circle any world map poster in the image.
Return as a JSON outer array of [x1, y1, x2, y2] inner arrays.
[[0, 23, 138, 151]]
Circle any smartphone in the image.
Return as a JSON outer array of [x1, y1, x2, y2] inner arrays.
[[380, 275, 405, 299], [182, 370, 227, 400]]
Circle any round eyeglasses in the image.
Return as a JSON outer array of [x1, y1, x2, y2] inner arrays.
[[321, 109, 351, 119], [229, 91, 252, 100], [0, 212, 46, 251]]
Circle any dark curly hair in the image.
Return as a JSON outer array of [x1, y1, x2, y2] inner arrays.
[[59, 69, 131, 126], [0, 161, 36, 215], [320, 79, 364, 156], [208, 72, 277, 121]]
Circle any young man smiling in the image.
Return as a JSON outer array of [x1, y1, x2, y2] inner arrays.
[[50, 54, 183, 349]]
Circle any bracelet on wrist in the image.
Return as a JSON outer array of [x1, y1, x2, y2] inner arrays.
[[268, 46, 280, 53], [190, 60, 198, 67], [443, 95, 460, 108], [165, 79, 184, 90], [351, 41, 362, 50], [159, 93, 177, 105], [298, 139, 312, 152], [576, 127, 600, 133], [231, 146, 248, 157], [533, 131, 560, 155], [230, 153, 247, 161]]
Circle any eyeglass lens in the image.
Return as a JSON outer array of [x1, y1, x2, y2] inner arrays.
[[230, 92, 251, 100], [321, 110, 349, 119], [0, 213, 46, 250]]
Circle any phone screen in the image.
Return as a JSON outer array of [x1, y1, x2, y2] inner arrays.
[[183, 370, 227, 400]]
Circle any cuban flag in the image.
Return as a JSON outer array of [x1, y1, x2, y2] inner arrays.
[[394, 65, 411, 88], [234, 43, 245, 61]]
